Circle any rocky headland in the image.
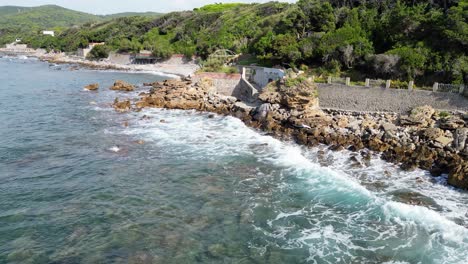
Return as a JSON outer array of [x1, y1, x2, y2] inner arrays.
[[112, 77, 468, 190]]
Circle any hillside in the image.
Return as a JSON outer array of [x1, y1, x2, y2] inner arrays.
[[102, 12, 162, 19], [0, 5, 163, 45], [50, 1, 466, 85], [0, 5, 100, 29], [0, 6, 32, 16], [3, 1, 467, 85]]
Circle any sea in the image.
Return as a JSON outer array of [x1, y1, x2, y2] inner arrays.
[[0, 56, 467, 264]]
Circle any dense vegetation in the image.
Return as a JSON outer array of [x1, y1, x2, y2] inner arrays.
[[3, 1, 468, 84], [0, 5, 161, 46]]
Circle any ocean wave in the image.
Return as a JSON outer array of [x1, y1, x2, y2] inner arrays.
[[117, 107, 468, 263]]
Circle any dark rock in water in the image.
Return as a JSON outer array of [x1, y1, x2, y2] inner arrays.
[[448, 159, 468, 189], [329, 145, 344, 151], [110, 80, 135, 91], [113, 98, 131, 112], [128, 252, 155, 264], [84, 83, 99, 91], [208, 114, 216, 118], [349, 155, 364, 168], [208, 244, 227, 258], [160, 119, 167, 123], [389, 189, 443, 211]]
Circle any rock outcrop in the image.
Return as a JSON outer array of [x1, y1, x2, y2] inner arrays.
[[113, 98, 131, 112], [110, 80, 135, 91], [84, 83, 99, 91], [115, 77, 468, 190]]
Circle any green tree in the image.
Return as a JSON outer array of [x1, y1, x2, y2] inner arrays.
[[386, 44, 429, 80], [318, 25, 373, 69], [86, 45, 109, 60], [297, 0, 336, 33]]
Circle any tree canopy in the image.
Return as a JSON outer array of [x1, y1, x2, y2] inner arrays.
[[3, 1, 468, 84]]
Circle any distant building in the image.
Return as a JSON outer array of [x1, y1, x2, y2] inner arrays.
[[5, 42, 28, 50], [77, 42, 105, 58], [1, 42, 34, 53], [246, 66, 285, 88], [132, 50, 156, 64], [42, 31, 55, 37]]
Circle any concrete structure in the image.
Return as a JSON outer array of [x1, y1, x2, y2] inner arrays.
[[5, 43, 27, 50], [192, 68, 259, 102], [1, 42, 35, 53], [245, 66, 285, 89], [132, 50, 156, 64], [42, 31, 55, 37], [77, 42, 105, 58], [108, 53, 131, 65]]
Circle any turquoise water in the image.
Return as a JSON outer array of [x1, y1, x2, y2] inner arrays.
[[1, 57, 468, 264]]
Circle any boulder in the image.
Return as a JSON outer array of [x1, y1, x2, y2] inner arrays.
[[110, 80, 135, 91], [433, 136, 453, 148], [400, 105, 435, 127], [259, 77, 319, 113], [252, 103, 271, 122], [258, 91, 281, 104], [381, 122, 398, 132], [439, 116, 465, 130], [453, 128, 468, 152], [113, 98, 131, 112], [421, 127, 444, 140], [448, 160, 468, 190], [84, 83, 99, 91]]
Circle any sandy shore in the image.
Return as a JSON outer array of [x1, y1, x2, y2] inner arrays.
[[1, 50, 199, 78]]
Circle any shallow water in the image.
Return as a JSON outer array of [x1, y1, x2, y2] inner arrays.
[[1, 57, 467, 264]]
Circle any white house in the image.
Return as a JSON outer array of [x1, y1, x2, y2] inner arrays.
[[42, 31, 55, 37]]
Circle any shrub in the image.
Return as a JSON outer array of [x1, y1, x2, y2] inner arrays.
[[86, 45, 109, 60]]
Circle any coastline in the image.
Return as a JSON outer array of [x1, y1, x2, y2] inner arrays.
[[0, 50, 198, 78], [116, 78, 468, 190]]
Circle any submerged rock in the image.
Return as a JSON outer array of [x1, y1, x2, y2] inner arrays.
[[84, 83, 99, 91], [389, 189, 442, 210], [113, 98, 131, 112]]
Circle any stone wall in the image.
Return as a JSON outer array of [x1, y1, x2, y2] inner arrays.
[[192, 72, 260, 102], [108, 53, 131, 65], [193, 73, 241, 96], [317, 84, 468, 113]]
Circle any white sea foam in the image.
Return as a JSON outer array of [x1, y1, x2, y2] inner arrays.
[[117, 108, 468, 263], [109, 146, 120, 153]]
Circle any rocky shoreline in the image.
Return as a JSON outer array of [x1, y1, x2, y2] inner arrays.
[[111, 78, 468, 190]]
